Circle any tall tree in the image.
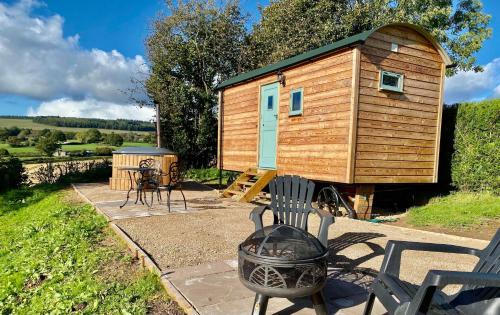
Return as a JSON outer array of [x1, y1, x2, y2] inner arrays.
[[146, 0, 249, 167], [36, 137, 61, 156], [250, 0, 491, 74]]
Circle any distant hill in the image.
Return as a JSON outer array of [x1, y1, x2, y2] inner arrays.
[[0, 116, 154, 134]]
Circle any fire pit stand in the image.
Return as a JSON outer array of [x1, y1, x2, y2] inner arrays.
[[239, 224, 329, 315]]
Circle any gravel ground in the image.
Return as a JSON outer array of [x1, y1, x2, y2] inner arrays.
[[116, 206, 489, 287], [76, 182, 490, 287]]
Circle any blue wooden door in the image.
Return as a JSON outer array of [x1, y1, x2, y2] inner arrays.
[[259, 83, 279, 169]]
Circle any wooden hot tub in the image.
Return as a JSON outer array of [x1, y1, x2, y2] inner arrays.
[[109, 147, 178, 190]]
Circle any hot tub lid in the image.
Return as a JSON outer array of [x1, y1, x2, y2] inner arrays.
[[112, 146, 176, 155]]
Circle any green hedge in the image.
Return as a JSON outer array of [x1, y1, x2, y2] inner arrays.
[[0, 157, 27, 191], [451, 99, 499, 194]]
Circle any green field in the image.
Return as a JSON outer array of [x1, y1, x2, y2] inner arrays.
[[0, 118, 148, 134], [0, 142, 152, 156]]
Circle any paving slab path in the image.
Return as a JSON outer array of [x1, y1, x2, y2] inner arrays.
[[74, 182, 490, 315]]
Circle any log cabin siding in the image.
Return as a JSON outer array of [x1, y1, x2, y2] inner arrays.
[[219, 23, 448, 185], [277, 49, 352, 182], [353, 26, 444, 183], [221, 49, 354, 181]]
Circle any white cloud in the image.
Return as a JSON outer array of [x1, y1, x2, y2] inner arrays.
[[445, 58, 500, 104], [0, 0, 151, 120], [27, 98, 155, 121]]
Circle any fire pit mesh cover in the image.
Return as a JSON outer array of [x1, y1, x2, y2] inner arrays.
[[240, 225, 325, 261], [238, 225, 328, 297]]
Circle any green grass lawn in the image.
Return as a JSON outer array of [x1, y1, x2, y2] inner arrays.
[[407, 192, 500, 228], [0, 142, 152, 156], [0, 118, 147, 134], [185, 167, 238, 185], [0, 186, 179, 314]]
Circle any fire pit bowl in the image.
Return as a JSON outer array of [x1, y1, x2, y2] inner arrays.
[[238, 224, 328, 299]]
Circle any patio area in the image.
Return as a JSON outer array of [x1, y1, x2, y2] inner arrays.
[[73, 181, 489, 315]]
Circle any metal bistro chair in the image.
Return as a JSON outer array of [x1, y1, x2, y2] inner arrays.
[[134, 158, 160, 206], [364, 228, 500, 315], [150, 162, 187, 212]]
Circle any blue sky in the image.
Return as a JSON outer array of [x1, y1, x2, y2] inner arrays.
[[0, 0, 498, 120]]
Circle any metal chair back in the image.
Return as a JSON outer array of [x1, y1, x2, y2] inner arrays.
[[138, 158, 160, 187], [268, 175, 315, 232], [139, 158, 160, 170], [167, 162, 182, 187]]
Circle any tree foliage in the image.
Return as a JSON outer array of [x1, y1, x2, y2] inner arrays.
[[36, 136, 61, 156], [103, 133, 124, 146], [78, 129, 102, 144], [32, 116, 155, 132], [146, 0, 248, 167], [250, 0, 491, 74], [50, 130, 66, 143]]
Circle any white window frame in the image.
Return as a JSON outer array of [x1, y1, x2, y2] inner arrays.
[[379, 70, 404, 93], [289, 88, 303, 116]]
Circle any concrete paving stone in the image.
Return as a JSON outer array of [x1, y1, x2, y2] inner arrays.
[[198, 295, 316, 315], [166, 260, 237, 282], [171, 269, 254, 308], [330, 293, 387, 315]]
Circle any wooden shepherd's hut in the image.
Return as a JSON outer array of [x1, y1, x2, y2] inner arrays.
[[216, 23, 452, 218]]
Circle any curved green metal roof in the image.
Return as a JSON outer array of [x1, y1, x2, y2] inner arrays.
[[217, 23, 451, 90]]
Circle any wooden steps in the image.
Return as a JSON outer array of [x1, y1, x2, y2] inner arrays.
[[222, 168, 277, 202]]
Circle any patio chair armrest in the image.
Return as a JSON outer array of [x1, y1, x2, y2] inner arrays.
[[250, 205, 270, 231], [312, 207, 334, 248], [405, 270, 500, 315], [380, 240, 481, 277], [424, 270, 500, 287]]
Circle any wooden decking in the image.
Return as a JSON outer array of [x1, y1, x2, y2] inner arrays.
[[222, 168, 276, 202]]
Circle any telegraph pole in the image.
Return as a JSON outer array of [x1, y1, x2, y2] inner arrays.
[[155, 102, 161, 148]]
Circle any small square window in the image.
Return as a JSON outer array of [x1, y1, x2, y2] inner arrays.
[[289, 88, 303, 116], [391, 42, 398, 52], [267, 95, 273, 110], [379, 70, 404, 93]]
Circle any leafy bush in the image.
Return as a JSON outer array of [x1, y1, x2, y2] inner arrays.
[[94, 146, 114, 156], [68, 150, 87, 157], [7, 136, 26, 147], [451, 99, 499, 194], [76, 129, 102, 144], [33, 159, 112, 184], [0, 157, 27, 191], [185, 167, 238, 184], [49, 130, 66, 142], [103, 133, 124, 146], [0, 148, 10, 156], [36, 136, 61, 156]]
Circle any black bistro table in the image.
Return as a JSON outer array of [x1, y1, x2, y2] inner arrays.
[[118, 166, 156, 208]]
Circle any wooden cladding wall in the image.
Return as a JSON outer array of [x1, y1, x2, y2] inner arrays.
[[221, 49, 354, 182], [276, 49, 353, 182], [109, 154, 178, 190], [353, 26, 444, 183]]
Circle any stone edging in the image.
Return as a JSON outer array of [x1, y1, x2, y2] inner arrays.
[[71, 184, 200, 315]]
